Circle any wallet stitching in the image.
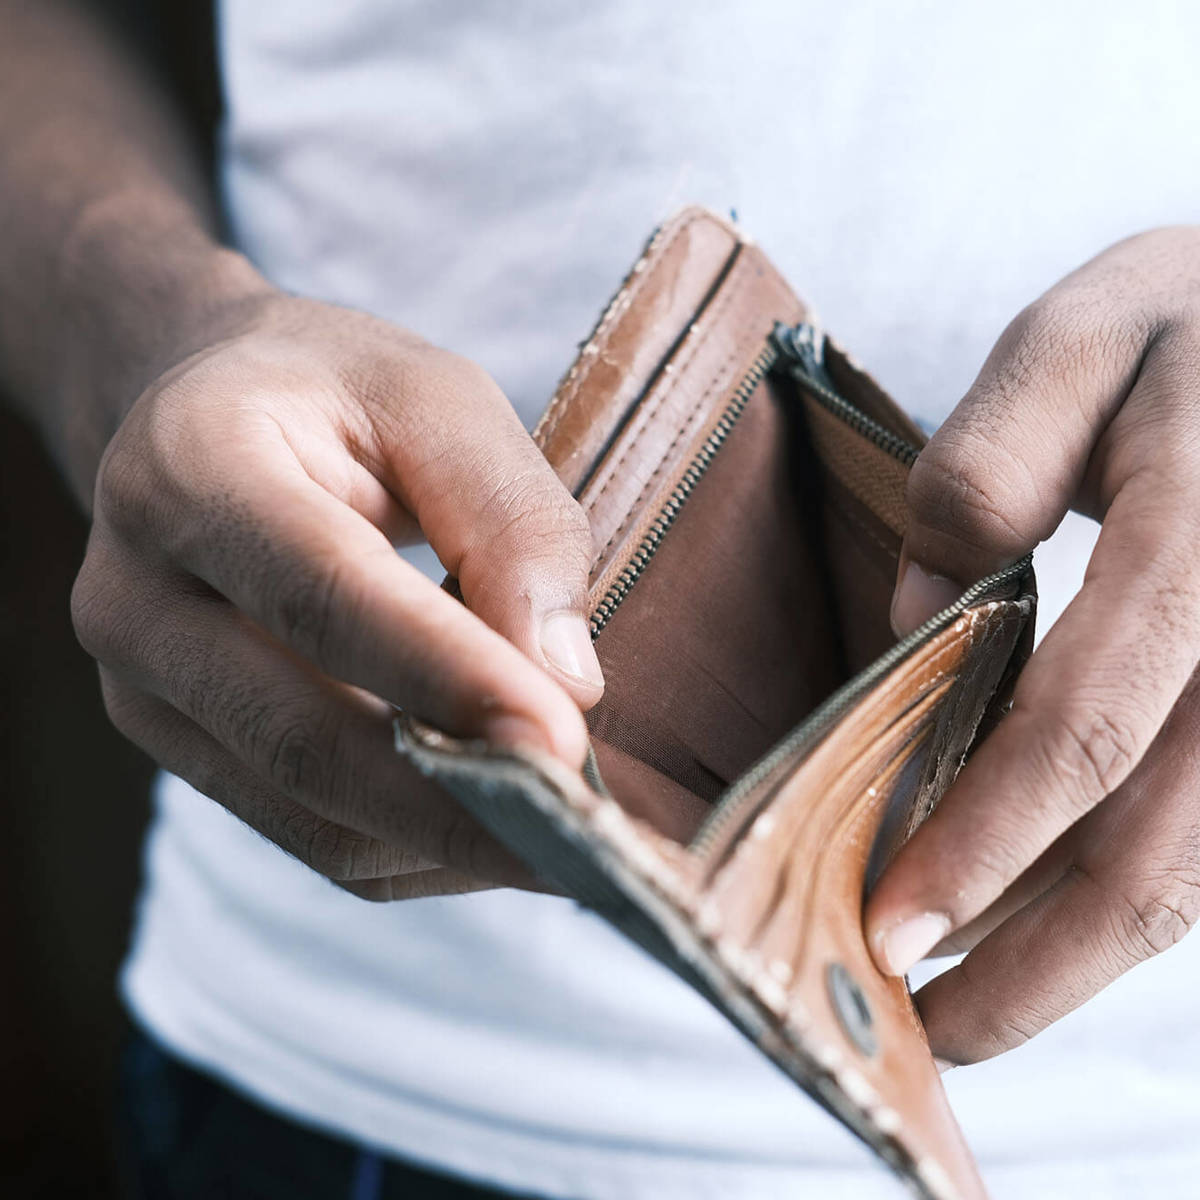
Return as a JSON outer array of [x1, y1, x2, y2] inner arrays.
[[535, 210, 709, 448], [584, 262, 767, 570], [584, 254, 757, 515], [588, 343, 740, 570]]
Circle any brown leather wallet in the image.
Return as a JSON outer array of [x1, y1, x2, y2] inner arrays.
[[394, 207, 1036, 1200]]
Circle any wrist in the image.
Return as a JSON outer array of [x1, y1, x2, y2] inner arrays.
[[52, 194, 275, 506]]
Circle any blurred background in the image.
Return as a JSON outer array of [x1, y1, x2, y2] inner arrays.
[[2, 407, 154, 1197], [2, 3, 217, 1196]]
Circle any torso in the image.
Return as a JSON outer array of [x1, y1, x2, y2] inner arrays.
[[122, 4, 1200, 1195]]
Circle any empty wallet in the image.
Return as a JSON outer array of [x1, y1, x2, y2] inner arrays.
[[394, 206, 1036, 1200]]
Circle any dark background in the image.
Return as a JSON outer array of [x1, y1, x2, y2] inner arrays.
[[2, 3, 218, 1195], [2, 410, 154, 1197]]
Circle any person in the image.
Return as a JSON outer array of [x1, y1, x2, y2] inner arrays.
[[2, 1, 1198, 1196]]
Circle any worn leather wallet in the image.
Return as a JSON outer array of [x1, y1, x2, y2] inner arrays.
[[394, 207, 1036, 1199]]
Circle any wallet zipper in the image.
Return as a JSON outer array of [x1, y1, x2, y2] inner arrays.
[[588, 339, 781, 636], [689, 555, 1032, 860], [589, 320, 915, 638], [770, 320, 920, 467], [688, 321, 1032, 859], [583, 316, 1031, 858]]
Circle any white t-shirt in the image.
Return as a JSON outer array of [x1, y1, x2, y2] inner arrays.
[[122, 3, 1200, 1197]]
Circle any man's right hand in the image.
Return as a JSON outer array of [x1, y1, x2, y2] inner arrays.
[[70, 284, 605, 900]]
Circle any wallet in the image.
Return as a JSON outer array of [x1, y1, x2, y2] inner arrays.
[[394, 207, 1036, 1200]]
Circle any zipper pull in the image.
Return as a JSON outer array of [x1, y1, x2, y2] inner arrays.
[[770, 321, 835, 391]]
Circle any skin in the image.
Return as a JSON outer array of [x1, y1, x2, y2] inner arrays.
[[867, 228, 1200, 1066], [1, 1, 603, 900], [3, 3, 1196, 1058]]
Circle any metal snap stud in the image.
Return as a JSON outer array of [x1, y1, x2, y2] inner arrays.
[[826, 962, 878, 1057]]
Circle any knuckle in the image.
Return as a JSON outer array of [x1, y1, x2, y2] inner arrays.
[[1041, 707, 1139, 807], [1003, 289, 1144, 383], [391, 346, 506, 426], [979, 1008, 1044, 1059], [438, 350, 505, 404], [555, 494, 593, 549], [93, 440, 162, 539], [906, 439, 1032, 556], [981, 293, 1095, 413], [503, 484, 592, 564], [70, 557, 113, 659], [301, 819, 386, 882], [1006, 292, 1087, 357], [1170, 307, 1200, 355], [71, 545, 167, 673], [1106, 878, 1200, 962], [995, 298, 1065, 385], [499, 464, 590, 549], [262, 703, 347, 808], [459, 470, 593, 600]]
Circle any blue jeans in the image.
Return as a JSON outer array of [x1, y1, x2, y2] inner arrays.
[[117, 1026, 539, 1200]]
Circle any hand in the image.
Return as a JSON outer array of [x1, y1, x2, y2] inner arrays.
[[866, 228, 1200, 1065], [71, 281, 605, 899]]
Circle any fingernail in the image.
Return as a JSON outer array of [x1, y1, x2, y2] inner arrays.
[[933, 1057, 957, 1075], [874, 911, 951, 976], [539, 610, 604, 690], [891, 561, 962, 637]]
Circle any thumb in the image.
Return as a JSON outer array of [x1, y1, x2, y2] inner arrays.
[[449, 442, 604, 711], [890, 292, 1141, 635], [383, 350, 604, 711]]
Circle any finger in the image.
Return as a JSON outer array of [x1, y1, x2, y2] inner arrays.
[[868, 341, 1200, 976], [83, 568, 537, 885], [930, 828, 1078, 957], [916, 680, 1200, 1064], [337, 867, 559, 902], [106, 662, 525, 898], [891, 252, 1156, 634], [89, 425, 591, 767], [351, 346, 604, 706], [98, 671, 433, 883], [101, 671, 537, 890], [337, 869, 498, 902]]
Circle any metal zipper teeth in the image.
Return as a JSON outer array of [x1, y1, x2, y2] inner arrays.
[[779, 357, 920, 466], [689, 552, 1034, 860], [588, 340, 781, 637]]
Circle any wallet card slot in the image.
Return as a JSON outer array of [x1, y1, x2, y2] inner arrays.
[[803, 398, 911, 539], [584, 359, 845, 836], [691, 558, 1034, 860], [700, 681, 948, 952], [771, 322, 920, 467], [680, 323, 1033, 858], [579, 311, 1032, 859], [771, 321, 917, 541], [581, 249, 800, 625], [587, 337, 778, 635]]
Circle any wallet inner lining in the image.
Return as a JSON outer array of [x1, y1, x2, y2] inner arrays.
[[584, 360, 909, 844]]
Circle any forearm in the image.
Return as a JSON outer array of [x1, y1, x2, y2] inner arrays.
[[0, 0, 267, 506]]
